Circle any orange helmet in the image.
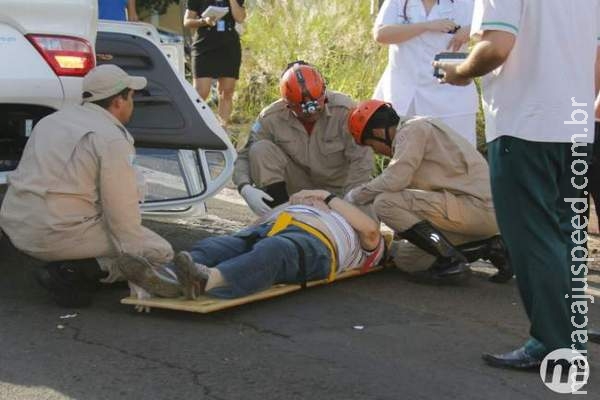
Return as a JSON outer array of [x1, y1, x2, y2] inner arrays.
[[348, 99, 390, 144], [280, 62, 326, 116]]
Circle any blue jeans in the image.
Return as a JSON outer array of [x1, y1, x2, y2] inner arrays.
[[187, 224, 331, 298]]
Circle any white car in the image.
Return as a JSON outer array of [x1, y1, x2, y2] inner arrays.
[[0, 0, 235, 215]]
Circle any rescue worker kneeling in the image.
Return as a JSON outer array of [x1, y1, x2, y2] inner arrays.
[[0, 65, 173, 307], [346, 100, 512, 284], [116, 190, 385, 300], [233, 61, 373, 215]]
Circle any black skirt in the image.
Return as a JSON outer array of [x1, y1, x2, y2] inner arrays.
[[191, 31, 242, 79]]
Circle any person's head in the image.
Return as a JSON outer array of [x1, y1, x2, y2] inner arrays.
[[279, 61, 327, 123], [82, 64, 147, 124], [348, 100, 400, 157]]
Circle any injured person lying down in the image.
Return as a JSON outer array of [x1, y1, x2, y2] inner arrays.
[[117, 189, 385, 300]]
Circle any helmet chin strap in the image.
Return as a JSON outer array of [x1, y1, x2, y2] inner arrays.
[[365, 125, 394, 147]]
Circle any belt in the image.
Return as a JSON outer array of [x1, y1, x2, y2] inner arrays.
[[267, 212, 338, 282]]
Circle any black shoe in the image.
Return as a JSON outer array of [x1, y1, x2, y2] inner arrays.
[[400, 221, 470, 284], [35, 259, 107, 308], [482, 346, 542, 370], [458, 236, 513, 283]]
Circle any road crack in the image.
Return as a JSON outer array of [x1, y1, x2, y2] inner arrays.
[[66, 325, 226, 400]]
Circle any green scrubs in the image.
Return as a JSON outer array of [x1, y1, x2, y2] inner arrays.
[[488, 136, 591, 354]]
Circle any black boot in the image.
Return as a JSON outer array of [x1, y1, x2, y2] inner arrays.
[[458, 236, 513, 283], [35, 259, 108, 308], [400, 221, 470, 284], [263, 181, 289, 208]]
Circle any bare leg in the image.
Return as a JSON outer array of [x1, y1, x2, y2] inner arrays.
[[193, 77, 213, 101], [217, 77, 237, 125]]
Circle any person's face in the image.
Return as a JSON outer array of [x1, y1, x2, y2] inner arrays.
[[115, 89, 135, 124], [362, 126, 396, 157], [364, 138, 392, 157]]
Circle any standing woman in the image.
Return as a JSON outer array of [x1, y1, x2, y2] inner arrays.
[[373, 0, 477, 144], [184, 0, 246, 125]]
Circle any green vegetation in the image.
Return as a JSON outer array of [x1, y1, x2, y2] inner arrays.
[[230, 0, 485, 161], [235, 0, 387, 123]]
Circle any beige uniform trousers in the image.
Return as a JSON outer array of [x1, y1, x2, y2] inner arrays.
[[20, 223, 173, 283], [249, 140, 349, 197], [373, 189, 499, 272]]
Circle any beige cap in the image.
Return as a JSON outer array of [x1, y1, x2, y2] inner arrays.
[[82, 64, 147, 102]]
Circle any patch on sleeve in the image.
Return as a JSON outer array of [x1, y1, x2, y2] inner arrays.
[[251, 120, 261, 134]]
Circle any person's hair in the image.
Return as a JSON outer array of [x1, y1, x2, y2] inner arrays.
[[85, 87, 131, 109], [362, 105, 400, 141]]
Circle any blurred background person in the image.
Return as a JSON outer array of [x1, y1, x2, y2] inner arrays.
[[98, 0, 138, 21], [373, 0, 478, 145], [184, 0, 246, 126]]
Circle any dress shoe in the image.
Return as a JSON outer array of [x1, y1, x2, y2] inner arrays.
[[482, 346, 543, 370]]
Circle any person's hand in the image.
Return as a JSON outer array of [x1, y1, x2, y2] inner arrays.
[[289, 189, 330, 204], [447, 26, 470, 51], [426, 19, 458, 34], [289, 190, 331, 211], [203, 16, 217, 27], [129, 282, 151, 313], [240, 185, 273, 215], [344, 187, 361, 204], [432, 61, 473, 86]]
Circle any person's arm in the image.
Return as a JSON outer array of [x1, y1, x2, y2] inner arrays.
[[290, 190, 381, 251], [183, 9, 216, 29], [447, 0, 474, 51], [343, 126, 374, 193], [434, 0, 520, 86], [373, 0, 457, 44], [375, 19, 458, 44], [348, 121, 428, 205], [438, 30, 516, 85], [126, 0, 138, 21], [95, 136, 144, 253], [229, 0, 246, 23]]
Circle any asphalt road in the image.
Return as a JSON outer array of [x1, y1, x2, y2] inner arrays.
[[1, 194, 599, 400]]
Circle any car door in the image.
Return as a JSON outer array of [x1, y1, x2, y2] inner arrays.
[[95, 21, 235, 216]]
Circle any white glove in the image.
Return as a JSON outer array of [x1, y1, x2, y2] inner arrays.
[[129, 281, 151, 313], [344, 188, 358, 204], [240, 184, 273, 215]]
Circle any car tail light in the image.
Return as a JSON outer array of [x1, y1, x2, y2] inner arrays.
[[26, 34, 95, 77]]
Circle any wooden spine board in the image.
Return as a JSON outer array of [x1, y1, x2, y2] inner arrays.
[[120, 265, 385, 314]]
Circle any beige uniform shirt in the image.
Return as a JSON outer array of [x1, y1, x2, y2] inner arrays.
[[233, 91, 373, 193], [352, 117, 493, 205], [0, 103, 157, 260]]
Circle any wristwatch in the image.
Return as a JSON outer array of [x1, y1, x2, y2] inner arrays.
[[324, 193, 337, 205]]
